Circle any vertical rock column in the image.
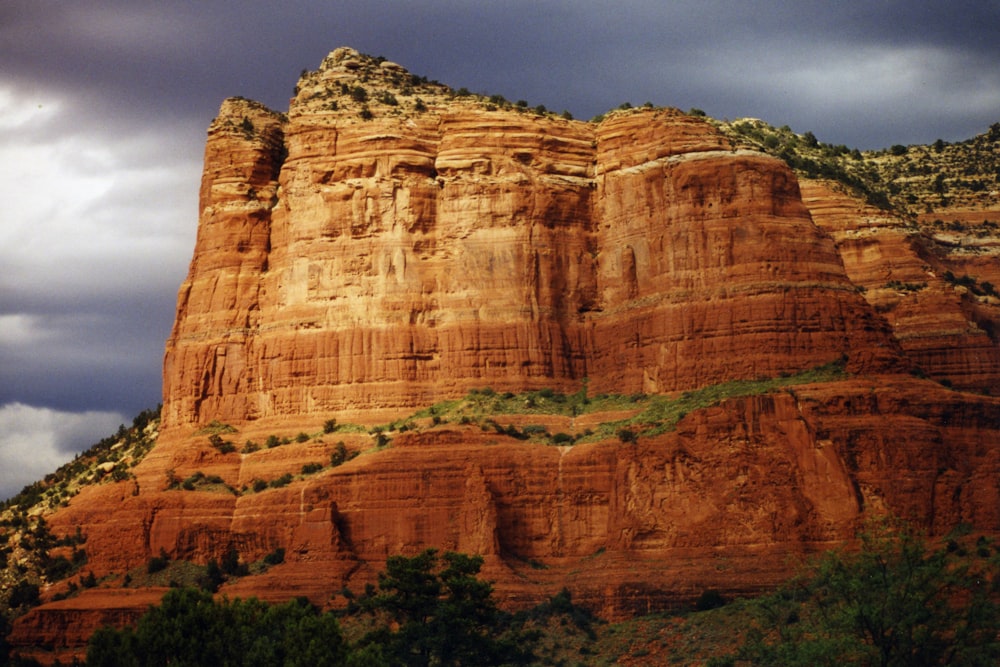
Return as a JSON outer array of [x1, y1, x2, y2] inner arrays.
[[161, 99, 286, 428]]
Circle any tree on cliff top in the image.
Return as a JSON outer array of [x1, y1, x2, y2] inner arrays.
[[726, 517, 1000, 667]]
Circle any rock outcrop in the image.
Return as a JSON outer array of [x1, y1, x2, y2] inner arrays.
[[801, 180, 1000, 391], [161, 47, 902, 430], [10, 48, 1000, 663]]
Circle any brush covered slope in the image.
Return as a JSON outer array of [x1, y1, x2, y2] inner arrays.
[[6, 48, 1000, 664]]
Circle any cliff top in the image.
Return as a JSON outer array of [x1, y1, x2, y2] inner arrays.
[[239, 46, 685, 127], [222, 46, 998, 233], [715, 116, 1000, 223]]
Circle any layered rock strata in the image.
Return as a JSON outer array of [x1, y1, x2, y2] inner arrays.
[[802, 180, 1000, 391], [162, 47, 900, 430], [15, 377, 1000, 664]]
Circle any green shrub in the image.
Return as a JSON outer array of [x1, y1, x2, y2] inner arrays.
[[330, 442, 348, 467], [87, 589, 344, 666], [44, 555, 74, 581], [8, 580, 40, 608], [208, 434, 236, 453], [146, 549, 170, 574], [694, 589, 727, 611], [221, 546, 248, 577], [617, 428, 638, 444], [263, 547, 285, 566], [351, 549, 537, 665], [728, 518, 1000, 666], [269, 474, 293, 489]]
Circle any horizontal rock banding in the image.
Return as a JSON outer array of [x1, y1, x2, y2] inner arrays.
[[162, 52, 900, 429]]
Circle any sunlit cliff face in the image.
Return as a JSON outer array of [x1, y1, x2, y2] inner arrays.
[[162, 48, 898, 431]]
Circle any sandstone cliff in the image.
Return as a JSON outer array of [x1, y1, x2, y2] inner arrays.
[[802, 180, 1000, 392], [162, 47, 904, 430], [9, 48, 1000, 663]]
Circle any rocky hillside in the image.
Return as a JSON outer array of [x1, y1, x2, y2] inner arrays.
[[714, 116, 1000, 219], [5, 48, 1000, 664]]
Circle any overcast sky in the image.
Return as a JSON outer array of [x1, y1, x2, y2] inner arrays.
[[2, 0, 999, 500]]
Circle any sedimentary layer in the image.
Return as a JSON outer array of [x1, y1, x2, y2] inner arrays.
[[162, 48, 906, 430]]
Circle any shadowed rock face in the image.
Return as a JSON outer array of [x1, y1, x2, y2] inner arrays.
[[801, 180, 1000, 392], [11, 48, 1000, 664]]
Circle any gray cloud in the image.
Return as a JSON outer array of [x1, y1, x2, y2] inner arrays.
[[0, 403, 126, 500]]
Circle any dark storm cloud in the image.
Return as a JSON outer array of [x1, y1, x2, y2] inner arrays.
[[1, 0, 999, 499], [5, 2, 999, 143]]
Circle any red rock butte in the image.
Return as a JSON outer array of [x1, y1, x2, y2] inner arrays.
[[11, 47, 1000, 663], [162, 49, 906, 429]]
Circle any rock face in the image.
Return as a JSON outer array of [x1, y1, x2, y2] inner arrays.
[[11, 48, 1000, 663], [801, 180, 1000, 392], [161, 47, 900, 430]]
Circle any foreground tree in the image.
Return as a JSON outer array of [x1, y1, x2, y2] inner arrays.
[[86, 588, 347, 667], [353, 549, 536, 666], [86, 550, 540, 665], [729, 517, 1000, 666]]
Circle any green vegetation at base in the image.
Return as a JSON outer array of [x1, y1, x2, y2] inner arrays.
[[87, 588, 347, 667], [74, 518, 1000, 666], [709, 518, 1000, 667], [347, 550, 537, 665], [86, 549, 596, 666]]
